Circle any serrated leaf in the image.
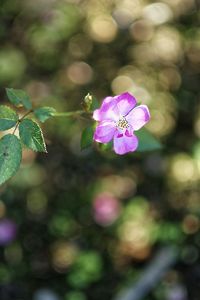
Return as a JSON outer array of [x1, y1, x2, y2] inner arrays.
[[81, 126, 94, 150], [0, 134, 22, 185], [0, 105, 18, 130], [19, 119, 47, 152], [135, 128, 162, 152], [34, 106, 56, 123], [6, 88, 32, 110]]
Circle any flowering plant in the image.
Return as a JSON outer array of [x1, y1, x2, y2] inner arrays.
[[93, 92, 150, 155], [0, 89, 160, 185]]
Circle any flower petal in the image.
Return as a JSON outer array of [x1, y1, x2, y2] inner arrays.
[[93, 96, 119, 122], [94, 120, 116, 143], [126, 105, 150, 131], [115, 92, 137, 116], [113, 130, 138, 155]]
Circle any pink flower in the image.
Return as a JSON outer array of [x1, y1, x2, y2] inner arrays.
[[93, 193, 121, 226], [93, 92, 150, 155]]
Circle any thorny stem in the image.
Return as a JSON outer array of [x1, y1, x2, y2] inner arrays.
[[12, 109, 33, 135]]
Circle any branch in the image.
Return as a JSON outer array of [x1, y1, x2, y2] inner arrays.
[[114, 246, 178, 300]]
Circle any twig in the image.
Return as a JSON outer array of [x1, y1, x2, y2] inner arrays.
[[12, 109, 33, 135], [114, 246, 178, 300], [19, 109, 33, 122]]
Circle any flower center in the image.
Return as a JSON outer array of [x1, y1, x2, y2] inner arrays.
[[117, 117, 129, 129]]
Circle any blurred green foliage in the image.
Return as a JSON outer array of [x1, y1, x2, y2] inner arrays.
[[0, 0, 200, 299]]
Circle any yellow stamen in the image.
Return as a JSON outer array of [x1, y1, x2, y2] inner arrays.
[[117, 117, 129, 129]]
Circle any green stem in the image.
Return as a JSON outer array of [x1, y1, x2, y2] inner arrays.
[[53, 110, 92, 120], [52, 110, 92, 118]]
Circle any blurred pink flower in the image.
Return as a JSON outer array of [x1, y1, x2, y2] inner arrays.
[[167, 284, 187, 300], [93, 92, 150, 155], [93, 193, 121, 226], [0, 218, 17, 246]]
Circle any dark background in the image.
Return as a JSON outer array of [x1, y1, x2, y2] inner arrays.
[[0, 0, 200, 299]]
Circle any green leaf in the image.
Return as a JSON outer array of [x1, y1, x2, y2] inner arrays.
[[0, 105, 18, 130], [19, 119, 47, 152], [135, 128, 162, 152], [99, 141, 112, 151], [81, 126, 94, 150], [6, 88, 32, 109], [90, 95, 99, 111], [34, 106, 56, 123], [0, 134, 22, 185]]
